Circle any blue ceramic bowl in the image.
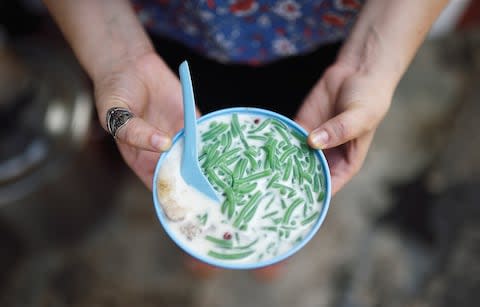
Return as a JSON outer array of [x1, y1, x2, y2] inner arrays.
[[152, 107, 331, 270]]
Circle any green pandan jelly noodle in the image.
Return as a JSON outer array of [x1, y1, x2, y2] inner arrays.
[[156, 112, 326, 265]]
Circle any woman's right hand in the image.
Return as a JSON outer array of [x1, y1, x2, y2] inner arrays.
[[94, 51, 185, 189]]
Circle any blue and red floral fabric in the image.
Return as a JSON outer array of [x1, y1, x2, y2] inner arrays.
[[132, 0, 363, 64]]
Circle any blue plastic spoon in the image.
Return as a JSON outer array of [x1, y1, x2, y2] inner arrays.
[[179, 61, 220, 202]]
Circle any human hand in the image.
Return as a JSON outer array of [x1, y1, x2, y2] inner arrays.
[[94, 52, 189, 189], [295, 62, 394, 194]]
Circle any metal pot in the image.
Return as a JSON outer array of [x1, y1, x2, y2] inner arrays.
[[0, 33, 124, 249]]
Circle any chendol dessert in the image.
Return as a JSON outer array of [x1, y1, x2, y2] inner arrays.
[[154, 109, 329, 267]]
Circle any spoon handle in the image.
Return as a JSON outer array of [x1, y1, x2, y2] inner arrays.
[[179, 61, 198, 165]]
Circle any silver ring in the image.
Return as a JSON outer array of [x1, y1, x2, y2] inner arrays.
[[106, 107, 134, 138]]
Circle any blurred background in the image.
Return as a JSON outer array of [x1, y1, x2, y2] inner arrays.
[[0, 1, 479, 306]]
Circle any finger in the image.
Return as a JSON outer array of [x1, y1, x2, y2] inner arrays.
[[328, 132, 375, 195], [95, 86, 172, 152], [307, 106, 377, 150], [117, 147, 160, 190], [114, 116, 172, 152]]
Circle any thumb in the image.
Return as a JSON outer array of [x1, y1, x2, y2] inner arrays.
[[111, 114, 172, 152], [307, 106, 376, 149], [96, 90, 172, 152]]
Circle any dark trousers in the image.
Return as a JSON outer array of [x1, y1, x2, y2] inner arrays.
[[151, 35, 341, 119]]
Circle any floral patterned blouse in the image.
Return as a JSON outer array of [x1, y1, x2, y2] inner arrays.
[[132, 0, 363, 64]]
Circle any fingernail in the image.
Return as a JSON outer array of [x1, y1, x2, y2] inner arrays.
[[310, 130, 329, 148], [152, 134, 171, 151]]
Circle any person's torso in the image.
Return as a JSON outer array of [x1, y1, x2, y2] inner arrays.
[[132, 0, 363, 64]]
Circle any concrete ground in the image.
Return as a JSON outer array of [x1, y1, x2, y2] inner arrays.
[[1, 29, 479, 307]]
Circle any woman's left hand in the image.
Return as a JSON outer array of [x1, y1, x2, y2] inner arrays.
[[295, 62, 394, 195]]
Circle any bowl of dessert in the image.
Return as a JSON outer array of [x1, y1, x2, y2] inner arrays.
[[153, 107, 331, 269]]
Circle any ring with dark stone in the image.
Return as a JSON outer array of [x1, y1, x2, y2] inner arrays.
[[106, 107, 134, 138]]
